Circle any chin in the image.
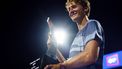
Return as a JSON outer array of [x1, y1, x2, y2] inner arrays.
[[72, 15, 82, 23], [72, 19, 77, 22], [71, 17, 79, 22]]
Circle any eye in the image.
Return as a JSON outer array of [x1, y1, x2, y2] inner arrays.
[[72, 5, 77, 9], [66, 5, 77, 12]]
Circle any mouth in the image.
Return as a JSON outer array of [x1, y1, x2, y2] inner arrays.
[[69, 11, 77, 18]]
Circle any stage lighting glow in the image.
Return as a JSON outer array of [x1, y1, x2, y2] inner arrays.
[[53, 29, 67, 45]]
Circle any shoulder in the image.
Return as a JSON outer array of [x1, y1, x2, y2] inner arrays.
[[86, 19, 103, 32], [87, 19, 102, 28], [82, 19, 104, 37]]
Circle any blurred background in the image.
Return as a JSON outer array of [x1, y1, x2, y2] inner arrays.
[[1, 0, 122, 69]]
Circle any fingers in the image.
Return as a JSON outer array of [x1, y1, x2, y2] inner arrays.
[[44, 65, 52, 69], [48, 33, 51, 39], [47, 33, 52, 45], [44, 64, 61, 69], [47, 17, 50, 23], [47, 17, 53, 30]]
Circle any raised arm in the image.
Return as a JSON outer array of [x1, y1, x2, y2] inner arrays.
[[47, 17, 66, 63]]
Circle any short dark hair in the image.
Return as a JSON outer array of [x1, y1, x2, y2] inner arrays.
[[65, 0, 90, 17]]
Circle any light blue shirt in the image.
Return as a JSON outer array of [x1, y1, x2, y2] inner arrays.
[[69, 19, 105, 69]]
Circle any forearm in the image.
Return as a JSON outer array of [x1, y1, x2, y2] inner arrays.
[[61, 40, 99, 69], [62, 51, 95, 69]]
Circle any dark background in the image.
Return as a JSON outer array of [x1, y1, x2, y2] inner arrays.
[[1, 0, 122, 69]]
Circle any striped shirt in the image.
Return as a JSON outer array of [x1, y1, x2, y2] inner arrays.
[[69, 19, 105, 69]]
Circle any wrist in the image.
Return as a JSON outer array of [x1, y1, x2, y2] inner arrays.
[[60, 61, 68, 69], [60, 63, 66, 69]]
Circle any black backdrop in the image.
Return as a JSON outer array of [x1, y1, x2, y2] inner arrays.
[[1, 0, 122, 69]]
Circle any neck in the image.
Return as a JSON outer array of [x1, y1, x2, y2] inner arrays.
[[76, 15, 89, 31]]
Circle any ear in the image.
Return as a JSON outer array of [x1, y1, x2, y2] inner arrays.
[[83, 7, 89, 16], [84, 7, 88, 12]]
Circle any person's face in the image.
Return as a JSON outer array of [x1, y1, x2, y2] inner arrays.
[[66, 2, 85, 22]]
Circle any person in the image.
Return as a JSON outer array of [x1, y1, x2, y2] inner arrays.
[[44, 0, 105, 69]]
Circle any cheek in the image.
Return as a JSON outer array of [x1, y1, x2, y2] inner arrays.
[[78, 8, 84, 15], [76, 10, 81, 16]]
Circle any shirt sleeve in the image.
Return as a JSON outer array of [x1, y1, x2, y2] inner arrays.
[[84, 20, 104, 47]]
